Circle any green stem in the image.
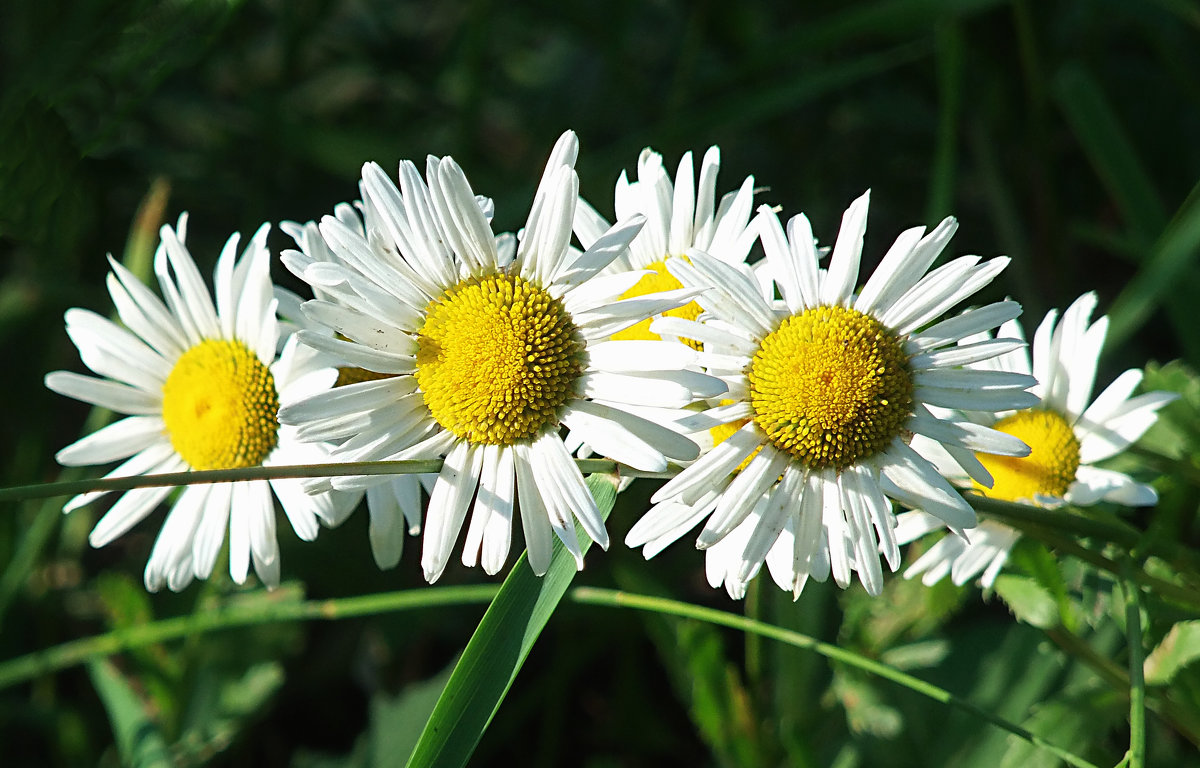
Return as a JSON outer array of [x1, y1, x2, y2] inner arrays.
[[970, 495, 1200, 578], [1127, 444, 1200, 488], [0, 584, 498, 690], [7, 466, 1192, 578], [0, 459, 670, 503], [1046, 627, 1200, 750], [1123, 568, 1147, 768], [743, 575, 764, 696], [1004, 521, 1200, 613], [569, 587, 1101, 768]]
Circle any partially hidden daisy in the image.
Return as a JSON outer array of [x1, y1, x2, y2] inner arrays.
[[278, 215, 439, 570], [563, 147, 756, 464], [277, 131, 716, 582], [46, 216, 351, 591], [572, 145, 759, 342], [895, 292, 1178, 587], [625, 192, 1039, 598]]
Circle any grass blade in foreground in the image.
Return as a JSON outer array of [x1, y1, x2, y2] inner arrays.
[[405, 473, 618, 768]]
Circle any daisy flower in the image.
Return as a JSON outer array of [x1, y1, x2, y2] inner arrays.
[[572, 145, 758, 343], [46, 216, 350, 591], [278, 131, 715, 582], [278, 215, 437, 570], [625, 192, 1039, 598], [896, 292, 1178, 587]]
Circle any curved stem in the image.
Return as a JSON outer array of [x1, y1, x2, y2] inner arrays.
[[1123, 566, 1147, 768], [0, 459, 674, 503], [1003, 520, 1200, 613], [970, 495, 1200, 578], [569, 587, 1101, 768], [0, 584, 498, 690]]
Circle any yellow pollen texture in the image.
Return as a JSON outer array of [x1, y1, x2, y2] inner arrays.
[[708, 399, 759, 473], [747, 306, 913, 471], [974, 409, 1081, 502], [161, 338, 280, 470], [415, 273, 585, 445], [335, 367, 395, 387], [612, 259, 702, 347]]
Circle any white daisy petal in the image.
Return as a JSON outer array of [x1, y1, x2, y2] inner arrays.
[[584, 339, 697, 372], [756, 207, 808, 313], [430, 157, 500, 276], [896, 292, 1175, 587], [854, 224, 928, 315], [561, 270, 651, 315], [651, 424, 761, 504], [316, 217, 435, 313], [294, 330, 415, 374], [363, 485, 404, 569], [820, 190, 869, 306], [157, 224, 221, 340], [534, 432, 608, 550], [481, 447, 517, 575], [363, 161, 455, 293], [553, 215, 647, 290], [697, 447, 789, 549], [878, 439, 977, 530], [106, 261, 187, 359], [1070, 466, 1158, 506], [908, 338, 1027, 370], [950, 522, 1018, 586], [572, 197, 610, 251], [908, 301, 1023, 352], [64, 309, 170, 392], [144, 487, 206, 593], [422, 441, 485, 583], [580, 371, 697, 409], [888, 257, 1011, 334], [564, 399, 700, 469], [1077, 392, 1176, 463], [626, 489, 722, 552], [514, 444, 554, 576], [300, 301, 418, 356], [735, 480, 792, 582], [521, 165, 578, 285], [913, 384, 1040, 413], [462, 443, 503, 569], [910, 411, 1031, 456], [55, 416, 165, 466], [649, 316, 760, 356], [526, 444, 584, 568], [676, 250, 778, 336], [843, 468, 885, 595]]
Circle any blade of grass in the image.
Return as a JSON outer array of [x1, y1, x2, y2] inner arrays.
[[1123, 568, 1147, 768], [1105, 179, 1200, 351], [1053, 64, 1166, 244], [88, 658, 173, 768], [0, 584, 498, 690], [404, 473, 619, 768], [0, 459, 662, 503], [926, 19, 963, 222], [570, 587, 1101, 768]]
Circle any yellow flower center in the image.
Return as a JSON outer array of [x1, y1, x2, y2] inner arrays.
[[974, 409, 1081, 502], [708, 399, 760, 472], [746, 306, 913, 471], [612, 259, 702, 347], [335, 367, 395, 387], [161, 339, 280, 470], [415, 273, 585, 445]]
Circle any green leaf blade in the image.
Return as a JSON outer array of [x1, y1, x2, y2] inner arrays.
[[405, 473, 618, 768]]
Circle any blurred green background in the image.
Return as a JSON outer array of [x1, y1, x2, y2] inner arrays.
[[2, 0, 1199, 766]]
